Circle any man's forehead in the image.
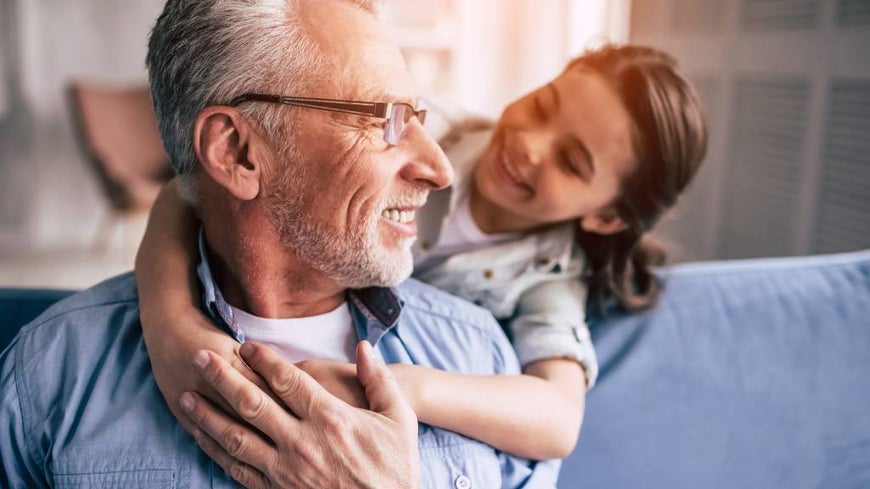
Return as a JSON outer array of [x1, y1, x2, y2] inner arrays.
[[301, 0, 417, 102], [334, 41, 418, 103]]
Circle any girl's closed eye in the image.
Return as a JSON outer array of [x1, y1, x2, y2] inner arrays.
[[559, 150, 583, 178], [559, 148, 593, 182]]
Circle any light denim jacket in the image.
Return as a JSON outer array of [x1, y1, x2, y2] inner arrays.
[[412, 127, 599, 387]]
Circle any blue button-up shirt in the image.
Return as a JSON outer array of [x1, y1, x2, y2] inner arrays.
[[1, 251, 559, 488]]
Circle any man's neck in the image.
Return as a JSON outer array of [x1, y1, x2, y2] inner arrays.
[[202, 214, 346, 319]]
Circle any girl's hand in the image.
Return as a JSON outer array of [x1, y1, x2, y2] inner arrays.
[[294, 359, 368, 409], [143, 312, 269, 434]]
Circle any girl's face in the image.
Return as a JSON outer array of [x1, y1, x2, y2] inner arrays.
[[473, 67, 639, 234]]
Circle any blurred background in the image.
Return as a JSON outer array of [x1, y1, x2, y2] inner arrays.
[[0, 0, 867, 288]]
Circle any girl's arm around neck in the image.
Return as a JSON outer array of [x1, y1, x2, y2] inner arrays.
[[134, 181, 255, 434], [135, 179, 201, 324], [391, 358, 586, 460]]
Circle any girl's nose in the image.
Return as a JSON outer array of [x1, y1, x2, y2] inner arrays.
[[517, 129, 553, 167]]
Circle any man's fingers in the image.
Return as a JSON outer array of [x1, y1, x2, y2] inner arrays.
[[355, 341, 416, 428], [228, 460, 273, 489], [190, 427, 272, 489], [196, 346, 277, 422], [180, 391, 274, 469], [190, 352, 295, 446], [239, 342, 333, 420]]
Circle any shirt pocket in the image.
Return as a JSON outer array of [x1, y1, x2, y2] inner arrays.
[[418, 425, 502, 489], [51, 455, 182, 489], [54, 469, 177, 489]]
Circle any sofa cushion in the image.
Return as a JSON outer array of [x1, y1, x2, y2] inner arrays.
[[562, 250, 870, 488]]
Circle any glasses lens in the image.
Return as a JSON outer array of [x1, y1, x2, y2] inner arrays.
[[384, 104, 426, 145], [385, 104, 409, 145]]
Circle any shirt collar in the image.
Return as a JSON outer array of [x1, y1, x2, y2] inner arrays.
[[196, 229, 404, 346]]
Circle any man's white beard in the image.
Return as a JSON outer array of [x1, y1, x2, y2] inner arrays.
[[267, 181, 414, 289], [282, 207, 413, 289]]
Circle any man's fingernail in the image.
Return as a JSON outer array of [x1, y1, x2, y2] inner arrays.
[[180, 392, 195, 412], [194, 350, 210, 369]]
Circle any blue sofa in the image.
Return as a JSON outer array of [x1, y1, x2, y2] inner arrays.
[[2, 250, 869, 488]]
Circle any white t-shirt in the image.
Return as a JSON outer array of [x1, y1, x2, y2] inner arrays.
[[229, 302, 356, 363], [423, 190, 519, 261]]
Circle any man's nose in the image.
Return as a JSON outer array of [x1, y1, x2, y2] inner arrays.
[[399, 121, 454, 190]]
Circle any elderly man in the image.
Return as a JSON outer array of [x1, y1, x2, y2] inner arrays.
[[0, 0, 559, 488]]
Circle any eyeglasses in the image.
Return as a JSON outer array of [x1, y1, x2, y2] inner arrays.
[[227, 93, 427, 146]]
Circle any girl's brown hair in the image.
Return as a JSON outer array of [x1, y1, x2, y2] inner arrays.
[[568, 45, 708, 312]]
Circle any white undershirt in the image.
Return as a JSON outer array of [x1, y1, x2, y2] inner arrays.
[[229, 302, 356, 363], [425, 190, 519, 259]]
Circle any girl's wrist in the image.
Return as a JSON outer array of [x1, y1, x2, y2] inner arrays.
[[387, 363, 425, 415]]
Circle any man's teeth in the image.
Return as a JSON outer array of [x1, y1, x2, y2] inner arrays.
[[382, 209, 416, 223]]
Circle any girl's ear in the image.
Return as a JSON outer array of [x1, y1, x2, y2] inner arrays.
[[579, 208, 628, 236], [193, 106, 261, 201]]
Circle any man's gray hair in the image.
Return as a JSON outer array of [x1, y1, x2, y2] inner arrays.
[[146, 0, 382, 198]]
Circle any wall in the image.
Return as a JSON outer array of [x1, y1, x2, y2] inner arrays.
[[451, 0, 631, 118], [633, 0, 870, 261], [0, 0, 165, 253]]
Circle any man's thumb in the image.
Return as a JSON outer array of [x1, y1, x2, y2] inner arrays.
[[356, 341, 416, 426]]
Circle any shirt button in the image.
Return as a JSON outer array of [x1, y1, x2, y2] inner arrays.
[[454, 475, 472, 489], [421, 241, 431, 250], [537, 257, 551, 267], [483, 269, 494, 279]]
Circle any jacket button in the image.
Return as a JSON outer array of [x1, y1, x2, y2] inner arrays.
[[454, 475, 472, 489], [421, 241, 431, 250], [483, 269, 494, 279]]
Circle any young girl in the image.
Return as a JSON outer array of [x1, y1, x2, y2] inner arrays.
[[136, 45, 707, 461]]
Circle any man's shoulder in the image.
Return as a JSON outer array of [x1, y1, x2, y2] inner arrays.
[[29, 272, 139, 325], [393, 279, 520, 375], [0, 273, 204, 486], [11, 272, 141, 371], [397, 278, 499, 332]]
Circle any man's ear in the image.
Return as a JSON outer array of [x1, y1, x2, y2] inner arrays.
[[193, 106, 262, 201], [579, 208, 628, 236]]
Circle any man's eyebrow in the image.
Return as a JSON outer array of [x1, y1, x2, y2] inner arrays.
[[387, 93, 418, 106], [366, 88, 416, 106], [352, 84, 412, 103]]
